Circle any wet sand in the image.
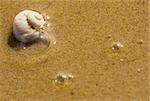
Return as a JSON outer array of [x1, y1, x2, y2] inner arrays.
[[0, 0, 149, 101]]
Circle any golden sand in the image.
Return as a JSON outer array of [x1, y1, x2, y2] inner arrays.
[[0, 0, 149, 101]]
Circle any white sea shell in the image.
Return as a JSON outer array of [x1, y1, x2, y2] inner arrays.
[[13, 10, 55, 46]]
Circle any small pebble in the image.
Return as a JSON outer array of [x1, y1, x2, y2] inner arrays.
[[112, 42, 123, 50], [54, 73, 74, 85]]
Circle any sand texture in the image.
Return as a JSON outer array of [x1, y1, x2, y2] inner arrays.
[[0, 0, 149, 101]]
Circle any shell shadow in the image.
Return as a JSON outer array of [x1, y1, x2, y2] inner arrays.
[[7, 32, 40, 50], [7, 32, 21, 48]]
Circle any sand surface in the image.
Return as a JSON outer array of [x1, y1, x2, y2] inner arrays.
[[0, 0, 149, 101]]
